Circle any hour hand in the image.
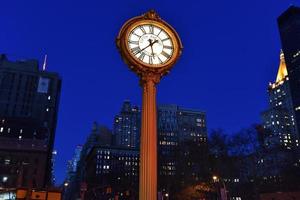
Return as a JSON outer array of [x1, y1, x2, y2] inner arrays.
[[152, 40, 158, 45], [150, 44, 155, 56]]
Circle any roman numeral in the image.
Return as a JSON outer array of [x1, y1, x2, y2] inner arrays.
[[161, 51, 171, 59], [164, 45, 173, 50], [138, 52, 146, 61], [139, 26, 146, 34], [131, 47, 140, 55], [156, 29, 162, 36], [149, 25, 154, 34], [129, 40, 139, 45], [157, 56, 163, 64], [149, 56, 153, 64], [132, 32, 141, 37], [161, 38, 170, 42]]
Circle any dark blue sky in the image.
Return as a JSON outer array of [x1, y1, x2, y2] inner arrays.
[[0, 0, 298, 184]]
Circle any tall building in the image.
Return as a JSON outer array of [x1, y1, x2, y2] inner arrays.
[[278, 6, 300, 149], [85, 145, 139, 199], [0, 54, 61, 188], [157, 105, 179, 180], [261, 51, 299, 149], [66, 145, 82, 182], [64, 123, 112, 200], [157, 105, 208, 191], [113, 100, 140, 148], [51, 150, 58, 185], [81, 102, 208, 197]]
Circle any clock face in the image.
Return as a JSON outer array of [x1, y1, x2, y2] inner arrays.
[[127, 24, 174, 67]]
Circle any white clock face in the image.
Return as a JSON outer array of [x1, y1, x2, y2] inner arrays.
[[128, 24, 174, 66]]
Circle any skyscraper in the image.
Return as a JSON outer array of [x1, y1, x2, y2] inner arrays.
[[66, 145, 82, 182], [113, 100, 140, 148], [0, 54, 61, 187], [278, 6, 300, 149], [157, 104, 208, 191], [65, 122, 112, 200], [51, 150, 58, 185], [261, 51, 299, 149], [157, 104, 179, 192]]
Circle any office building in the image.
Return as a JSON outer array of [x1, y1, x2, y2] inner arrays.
[[278, 6, 300, 149], [85, 145, 139, 199], [158, 104, 208, 190], [113, 100, 140, 148], [0, 54, 61, 188], [65, 145, 82, 182], [261, 51, 299, 149]]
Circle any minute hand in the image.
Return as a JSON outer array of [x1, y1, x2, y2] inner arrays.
[[135, 40, 159, 55], [150, 40, 158, 56]]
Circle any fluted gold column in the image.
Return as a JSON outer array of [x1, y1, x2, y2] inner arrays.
[[139, 73, 160, 200]]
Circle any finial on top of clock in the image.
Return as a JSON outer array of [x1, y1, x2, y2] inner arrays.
[[143, 9, 160, 20]]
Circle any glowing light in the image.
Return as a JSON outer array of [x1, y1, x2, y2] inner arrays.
[[2, 176, 8, 182], [276, 50, 288, 83], [213, 176, 218, 181]]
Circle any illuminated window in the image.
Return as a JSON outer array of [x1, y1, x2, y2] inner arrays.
[[0, 127, 3, 132]]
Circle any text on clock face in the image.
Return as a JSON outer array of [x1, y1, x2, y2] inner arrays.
[[128, 24, 174, 65]]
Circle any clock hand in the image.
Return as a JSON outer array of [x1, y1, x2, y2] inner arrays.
[[152, 40, 158, 45], [134, 39, 159, 55], [135, 39, 153, 55], [148, 39, 155, 56], [150, 45, 154, 56]]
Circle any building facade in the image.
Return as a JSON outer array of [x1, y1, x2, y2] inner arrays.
[[81, 102, 208, 198], [85, 145, 139, 199], [64, 123, 112, 200], [278, 6, 300, 150], [157, 105, 208, 192], [0, 54, 61, 188], [113, 100, 140, 148], [261, 51, 299, 149], [65, 145, 82, 182]]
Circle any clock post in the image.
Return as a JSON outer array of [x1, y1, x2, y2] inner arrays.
[[116, 10, 182, 200], [139, 72, 160, 200]]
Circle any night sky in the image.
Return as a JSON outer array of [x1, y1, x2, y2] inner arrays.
[[0, 0, 299, 184]]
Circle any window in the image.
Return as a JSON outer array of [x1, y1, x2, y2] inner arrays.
[[4, 159, 10, 165]]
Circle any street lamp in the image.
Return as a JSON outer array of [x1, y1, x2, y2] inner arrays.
[[2, 176, 8, 183], [212, 176, 227, 200], [212, 176, 218, 182]]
